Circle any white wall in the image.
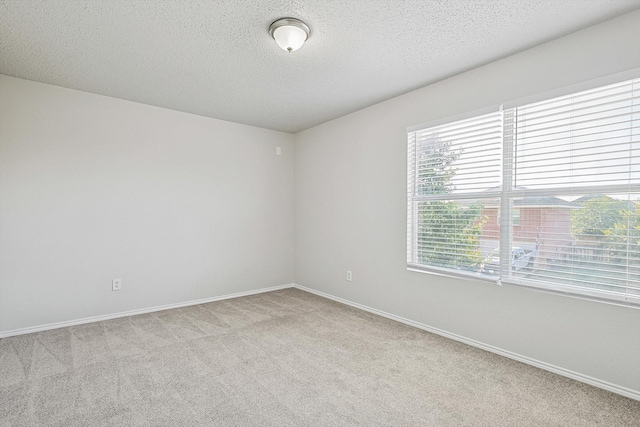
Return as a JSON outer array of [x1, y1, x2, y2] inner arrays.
[[0, 75, 294, 332], [294, 11, 640, 395]]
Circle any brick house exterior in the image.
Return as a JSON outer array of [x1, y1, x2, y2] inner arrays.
[[479, 196, 577, 268]]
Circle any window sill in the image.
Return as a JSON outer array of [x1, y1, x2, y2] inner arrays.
[[408, 264, 639, 309]]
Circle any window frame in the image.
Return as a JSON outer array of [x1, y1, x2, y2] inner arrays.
[[407, 69, 640, 307]]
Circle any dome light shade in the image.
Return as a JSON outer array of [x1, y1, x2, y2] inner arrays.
[[269, 18, 310, 53]]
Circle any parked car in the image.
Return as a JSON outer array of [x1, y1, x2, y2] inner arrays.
[[481, 247, 535, 275]]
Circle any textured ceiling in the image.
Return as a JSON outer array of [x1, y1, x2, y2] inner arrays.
[[1, 1, 639, 133]]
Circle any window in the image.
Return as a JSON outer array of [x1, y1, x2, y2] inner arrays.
[[407, 77, 639, 305], [497, 208, 519, 226]]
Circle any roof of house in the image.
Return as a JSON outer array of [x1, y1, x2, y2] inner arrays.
[[481, 187, 577, 209]]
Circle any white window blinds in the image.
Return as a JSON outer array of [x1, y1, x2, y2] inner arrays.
[[407, 77, 640, 305], [512, 79, 639, 191], [505, 78, 639, 303], [407, 112, 502, 275]]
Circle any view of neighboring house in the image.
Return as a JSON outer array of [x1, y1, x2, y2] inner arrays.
[[479, 192, 638, 277], [479, 194, 578, 268]]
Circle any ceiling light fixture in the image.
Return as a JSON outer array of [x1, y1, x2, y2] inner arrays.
[[269, 18, 310, 53]]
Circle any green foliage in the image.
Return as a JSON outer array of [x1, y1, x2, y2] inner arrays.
[[416, 137, 459, 195], [415, 135, 486, 270], [571, 196, 626, 238], [608, 201, 640, 266], [572, 196, 640, 269], [417, 201, 487, 269]]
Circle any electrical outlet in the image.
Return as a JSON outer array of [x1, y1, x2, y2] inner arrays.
[[112, 278, 122, 291], [346, 270, 353, 282]]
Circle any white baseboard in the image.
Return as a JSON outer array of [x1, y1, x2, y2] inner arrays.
[[2, 282, 637, 401], [293, 284, 640, 402], [0, 283, 295, 339]]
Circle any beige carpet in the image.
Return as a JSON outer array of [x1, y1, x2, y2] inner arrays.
[[0, 288, 638, 426]]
